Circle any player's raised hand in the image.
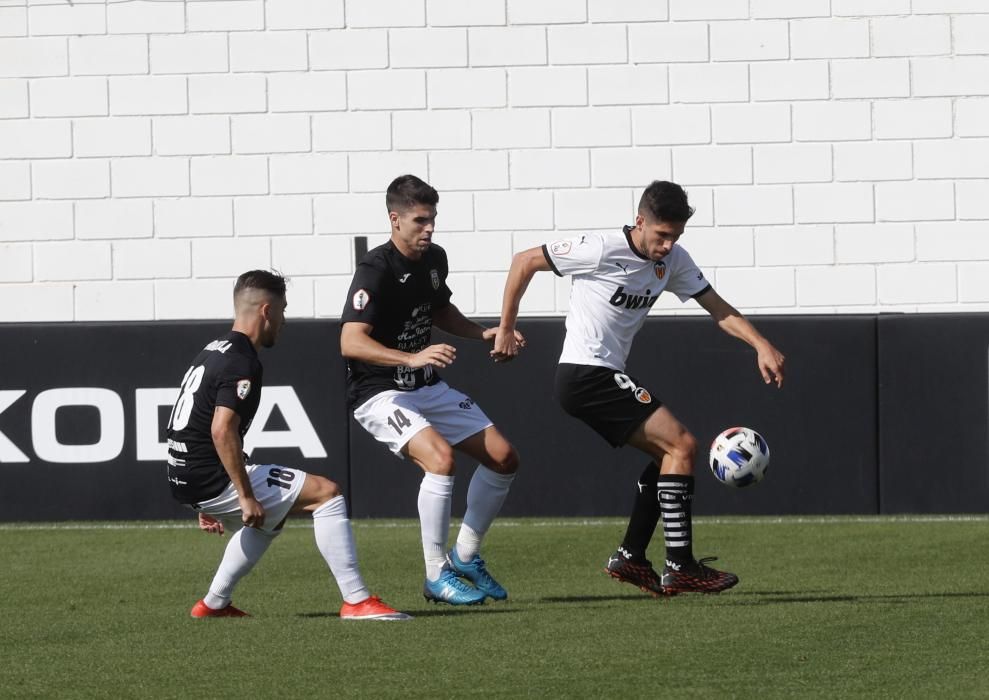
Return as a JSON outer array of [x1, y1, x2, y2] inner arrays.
[[198, 512, 225, 536], [757, 343, 785, 388], [239, 495, 266, 528], [409, 343, 457, 368]]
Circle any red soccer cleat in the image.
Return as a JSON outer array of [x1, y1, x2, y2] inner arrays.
[[339, 595, 412, 621], [190, 599, 250, 618]]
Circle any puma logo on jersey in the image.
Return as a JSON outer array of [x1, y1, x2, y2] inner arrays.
[[609, 286, 659, 310], [614, 261, 629, 273], [399, 273, 412, 283]]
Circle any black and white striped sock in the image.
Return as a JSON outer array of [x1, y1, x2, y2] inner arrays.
[[658, 474, 694, 565]]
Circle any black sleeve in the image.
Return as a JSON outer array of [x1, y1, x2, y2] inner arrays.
[[215, 357, 261, 421], [341, 259, 389, 327], [433, 245, 453, 310]]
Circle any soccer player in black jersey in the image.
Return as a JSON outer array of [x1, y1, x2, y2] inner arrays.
[[493, 181, 786, 597], [167, 269, 409, 620], [341, 175, 523, 605]]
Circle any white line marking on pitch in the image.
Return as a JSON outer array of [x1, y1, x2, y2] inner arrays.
[[2, 514, 987, 531]]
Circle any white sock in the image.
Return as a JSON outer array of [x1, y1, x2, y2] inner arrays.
[[312, 495, 371, 605], [203, 525, 277, 610], [418, 472, 454, 581], [456, 466, 516, 562]]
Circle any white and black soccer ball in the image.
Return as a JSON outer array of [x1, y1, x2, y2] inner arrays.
[[709, 427, 770, 488]]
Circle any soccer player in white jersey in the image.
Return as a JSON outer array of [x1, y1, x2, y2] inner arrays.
[[492, 181, 785, 596]]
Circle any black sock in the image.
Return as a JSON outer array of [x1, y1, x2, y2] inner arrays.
[[619, 462, 660, 560], [658, 474, 694, 564]]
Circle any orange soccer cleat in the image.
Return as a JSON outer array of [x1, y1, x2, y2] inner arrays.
[[339, 595, 412, 621], [190, 599, 250, 618]]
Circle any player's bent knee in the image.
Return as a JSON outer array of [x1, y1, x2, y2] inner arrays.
[[432, 454, 456, 476], [434, 439, 458, 473], [670, 432, 698, 463], [296, 473, 340, 509], [490, 445, 520, 474], [422, 445, 456, 476]]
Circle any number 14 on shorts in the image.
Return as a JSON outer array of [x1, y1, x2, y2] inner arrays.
[[387, 409, 412, 435]]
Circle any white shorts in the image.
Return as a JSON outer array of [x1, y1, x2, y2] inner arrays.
[[353, 381, 493, 457], [192, 463, 306, 533]]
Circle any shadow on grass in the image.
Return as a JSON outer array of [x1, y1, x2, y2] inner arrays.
[[537, 590, 989, 606], [725, 590, 989, 605], [539, 594, 668, 604], [296, 607, 518, 619]]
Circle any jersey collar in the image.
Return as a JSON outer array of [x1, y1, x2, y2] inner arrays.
[[622, 225, 650, 261], [226, 330, 258, 358]]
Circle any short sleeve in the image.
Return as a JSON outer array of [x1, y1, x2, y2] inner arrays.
[[432, 245, 453, 310], [666, 246, 712, 302], [341, 259, 389, 326], [215, 358, 260, 419], [542, 233, 604, 277]]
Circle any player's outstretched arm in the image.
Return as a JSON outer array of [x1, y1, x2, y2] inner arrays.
[[211, 406, 266, 527], [341, 321, 457, 369], [432, 303, 487, 341], [695, 288, 786, 388], [493, 247, 552, 362], [431, 304, 527, 357]]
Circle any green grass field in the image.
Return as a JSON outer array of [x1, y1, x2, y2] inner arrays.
[[2, 516, 988, 699]]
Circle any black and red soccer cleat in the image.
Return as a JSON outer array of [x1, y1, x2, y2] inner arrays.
[[604, 548, 669, 597], [660, 557, 739, 594]]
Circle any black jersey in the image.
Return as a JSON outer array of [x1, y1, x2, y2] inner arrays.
[[341, 240, 453, 408], [165, 331, 263, 504]]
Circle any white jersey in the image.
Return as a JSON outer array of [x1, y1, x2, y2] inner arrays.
[[544, 226, 711, 371]]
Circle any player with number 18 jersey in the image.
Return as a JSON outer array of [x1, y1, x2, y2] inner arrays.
[[164, 270, 409, 621], [166, 331, 262, 505]]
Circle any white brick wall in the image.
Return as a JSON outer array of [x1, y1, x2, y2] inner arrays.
[[2, 4, 988, 321]]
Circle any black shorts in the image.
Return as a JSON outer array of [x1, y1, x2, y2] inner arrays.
[[554, 363, 662, 448]]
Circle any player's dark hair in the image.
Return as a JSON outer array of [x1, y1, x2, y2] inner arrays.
[[234, 269, 286, 299], [638, 180, 695, 223], [386, 174, 439, 213]]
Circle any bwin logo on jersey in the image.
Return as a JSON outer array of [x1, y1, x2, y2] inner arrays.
[[609, 286, 659, 310]]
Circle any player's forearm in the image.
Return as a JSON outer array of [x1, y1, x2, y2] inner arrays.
[[432, 304, 486, 340], [498, 253, 539, 331], [341, 327, 416, 367], [212, 430, 254, 499], [717, 313, 773, 352]]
